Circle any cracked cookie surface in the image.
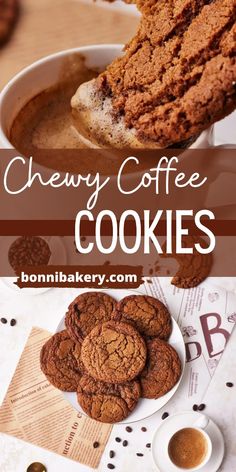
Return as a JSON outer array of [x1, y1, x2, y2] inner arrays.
[[40, 330, 84, 392], [77, 374, 141, 423], [113, 295, 172, 339], [65, 291, 116, 342], [96, 0, 236, 147], [81, 321, 147, 383], [140, 338, 182, 399]]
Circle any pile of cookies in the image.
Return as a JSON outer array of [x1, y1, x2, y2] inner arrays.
[[40, 292, 182, 424]]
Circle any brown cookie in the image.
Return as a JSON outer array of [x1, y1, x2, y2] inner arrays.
[[40, 330, 84, 392], [140, 338, 182, 399], [65, 291, 116, 342], [113, 295, 172, 339], [8, 236, 51, 272], [74, 0, 236, 148], [161, 236, 213, 288], [77, 374, 141, 423], [81, 321, 147, 383], [0, 0, 19, 45]]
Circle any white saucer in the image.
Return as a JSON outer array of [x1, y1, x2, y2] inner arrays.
[[152, 411, 225, 472], [1, 236, 67, 294], [56, 288, 186, 424]]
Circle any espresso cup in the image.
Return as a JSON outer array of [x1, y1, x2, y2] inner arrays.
[[168, 425, 212, 471]]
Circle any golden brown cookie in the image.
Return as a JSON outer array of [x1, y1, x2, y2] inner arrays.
[[0, 0, 19, 45], [73, 0, 236, 148], [65, 291, 117, 342], [140, 338, 182, 399], [8, 236, 51, 272], [77, 374, 141, 423], [161, 236, 213, 288], [40, 330, 84, 392], [81, 321, 147, 383], [112, 295, 172, 339]]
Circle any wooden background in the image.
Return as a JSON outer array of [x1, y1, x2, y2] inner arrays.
[[0, 0, 138, 89]]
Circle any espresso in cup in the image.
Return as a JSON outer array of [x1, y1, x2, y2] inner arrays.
[[168, 428, 208, 469]]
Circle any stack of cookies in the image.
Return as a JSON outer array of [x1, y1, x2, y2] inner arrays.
[[40, 292, 182, 424]]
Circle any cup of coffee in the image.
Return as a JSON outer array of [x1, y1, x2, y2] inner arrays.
[[0, 44, 214, 154], [168, 426, 212, 470]]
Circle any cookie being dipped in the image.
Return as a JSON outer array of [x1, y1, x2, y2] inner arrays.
[[72, 0, 236, 148]]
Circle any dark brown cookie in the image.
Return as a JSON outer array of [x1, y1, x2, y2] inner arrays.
[[112, 295, 172, 339], [161, 236, 213, 288], [40, 330, 84, 392], [90, 0, 236, 147], [140, 338, 182, 399], [77, 374, 141, 423], [8, 236, 51, 272], [65, 291, 117, 342], [0, 0, 19, 46], [81, 321, 147, 383]]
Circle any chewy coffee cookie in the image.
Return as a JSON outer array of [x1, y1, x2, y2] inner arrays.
[[81, 320, 147, 383], [73, 0, 236, 148], [65, 291, 116, 342], [0, 0, 19, 45], [140, 338, 182, 399], [161, 236, 213, 289], [40, 330, 84, 392], [113, 295, 172, 339], [77, 374, 141, 423], [8, 236, 51, 272]]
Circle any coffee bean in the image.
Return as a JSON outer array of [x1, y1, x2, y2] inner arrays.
[[126, 426, 132, 433], [226, 382, 234, 388], [27, 463, 47, 472], [162, 412, 169, 420], [122, 440, 128, 447], [136, 453, 144, 457], [198, 404, 206, 411], [146, 443, 151, 449], [10, 319, 17, 326], [115, 437, 121, 443], [93, 441, 100, 449], [0, 318, 7, 324], [107, 464, 115, 470], [141, 427, 147, 432], [109, 451, 115, 459], [193, 404, 198, 411]]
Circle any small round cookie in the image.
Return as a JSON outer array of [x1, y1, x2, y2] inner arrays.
[[112, 295, 172, 339], [77, 374, 141, 423], [0, 0, 19, 45], [81, 321, 147, 383], [65, 291, 116, 342], [140, 338, 182, 399], [40, 330, 84, 392]]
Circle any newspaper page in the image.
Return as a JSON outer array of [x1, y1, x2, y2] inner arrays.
[[203, 326, 236, 471], [144, 278, 236, 408], [0, 328, 112, 469]]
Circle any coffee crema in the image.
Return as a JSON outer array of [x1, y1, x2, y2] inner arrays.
[[168, 428, 208, 469]]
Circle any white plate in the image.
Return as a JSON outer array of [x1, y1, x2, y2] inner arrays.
[[0, 236, 67, 294], [152, 411, 225, 472], [56, 289, 186, 424]]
